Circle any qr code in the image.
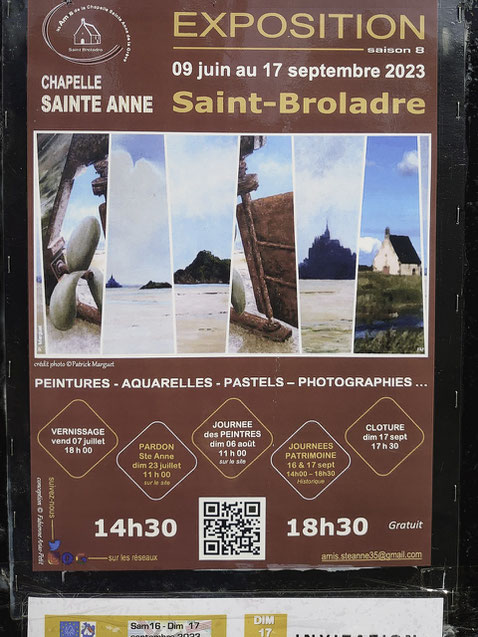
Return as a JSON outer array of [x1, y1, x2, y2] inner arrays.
[[199, 497, 266, 560]]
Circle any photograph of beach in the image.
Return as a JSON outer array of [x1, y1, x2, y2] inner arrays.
[[295, 135, 366, 354], [167, 134, 238, 354], [102, 134, 175, 356], [229, 135, 299, 354], [36, 133, 108, 357]]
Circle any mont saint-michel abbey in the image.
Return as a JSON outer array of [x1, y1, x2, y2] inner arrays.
[[299, 223, 356, 280]]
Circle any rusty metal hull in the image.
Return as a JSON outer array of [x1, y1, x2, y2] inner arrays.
[[230, 308, 292, 342], [237, 191, 298, 328]]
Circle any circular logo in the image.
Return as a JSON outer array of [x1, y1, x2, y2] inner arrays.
[[47, 551, 61, 565], [42, 1, 131, 65], [61, 551, 75, 565]]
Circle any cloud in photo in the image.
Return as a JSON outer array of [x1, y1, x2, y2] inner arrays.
[[245, 136, 293, 198], [397, 150, 419, 175], [167, 135, 238, 219], [294, 135, 366, 260], [359, 136, 421, 266], [106, 146, 170, 285], [63, 163, 104, 249], [359, 236, 382, 255], [74, 164, 89, 179], [167, 135, 238, 268], [253, 157, 291, 188]]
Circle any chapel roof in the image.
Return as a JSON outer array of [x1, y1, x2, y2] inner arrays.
[[389, 234, 421, 265], [75, 19, 101, 36]]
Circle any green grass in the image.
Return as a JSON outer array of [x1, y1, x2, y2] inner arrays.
[[355, 271, 423, 322], [354, 329, 424, 354]]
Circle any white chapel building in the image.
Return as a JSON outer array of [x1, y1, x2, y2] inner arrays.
[[372, 227, 422, 276]]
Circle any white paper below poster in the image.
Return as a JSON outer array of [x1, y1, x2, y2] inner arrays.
[[28, 596, 444, 637]]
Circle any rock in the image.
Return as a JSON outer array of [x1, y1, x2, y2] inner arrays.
[[140, 280, 172, 289], [174, 250, 230, 284], [106, 274, 122, 288]]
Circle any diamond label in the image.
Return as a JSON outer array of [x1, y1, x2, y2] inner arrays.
[[271, 420, 351, 500], [345, 397, 425, 476], [116, 421, 197, 500], [37, 399, 119, 479], [192, 398, 273, 478]]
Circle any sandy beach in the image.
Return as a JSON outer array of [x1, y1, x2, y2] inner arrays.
[[175, 284, 229, 354], [102, 286, 175, 356], [229, 250, 299, 354], [35, 281, 46, 355], [45, 275, 102, 357], [45, 311, 101, 357], [39, 251, 105, 357], [299, 279, 356, 354]]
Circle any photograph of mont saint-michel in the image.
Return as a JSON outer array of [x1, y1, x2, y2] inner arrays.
[[295, 135, 366, 354]]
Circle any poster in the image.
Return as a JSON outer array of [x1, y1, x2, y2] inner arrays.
[[29, 1, 438, 570], [27, 597, 445, 637]]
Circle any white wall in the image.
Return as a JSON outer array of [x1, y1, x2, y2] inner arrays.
[[400, 263, 422, 276], [372, 237, 400, 275]]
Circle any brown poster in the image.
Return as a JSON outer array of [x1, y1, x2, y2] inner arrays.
[[29, 0, 437, 570]]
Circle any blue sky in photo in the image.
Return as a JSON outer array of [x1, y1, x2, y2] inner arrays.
[[63, 163, 105, 250], [106, 134, 170, 285], [294, 135, 365, 262], [244, 135, 293, 200], [167, 135, 238, 269], [114, 134, 165, 167], [359, 136, 421, 266], [234, 135, 293, 250]]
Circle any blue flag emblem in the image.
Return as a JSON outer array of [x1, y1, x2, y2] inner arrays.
[[59, 622, 80, 637]]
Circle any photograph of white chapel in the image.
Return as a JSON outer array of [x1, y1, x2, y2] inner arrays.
[[354, 135, 426, 355]]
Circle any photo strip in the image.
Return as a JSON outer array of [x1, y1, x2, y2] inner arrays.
[[35, 133, 108, 357], [102, 134, 174, 356], [354, 136, 426, 355], [167, 135, 238, 354], [294, 135, 366, 354], [229, 135, 299, 354]]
